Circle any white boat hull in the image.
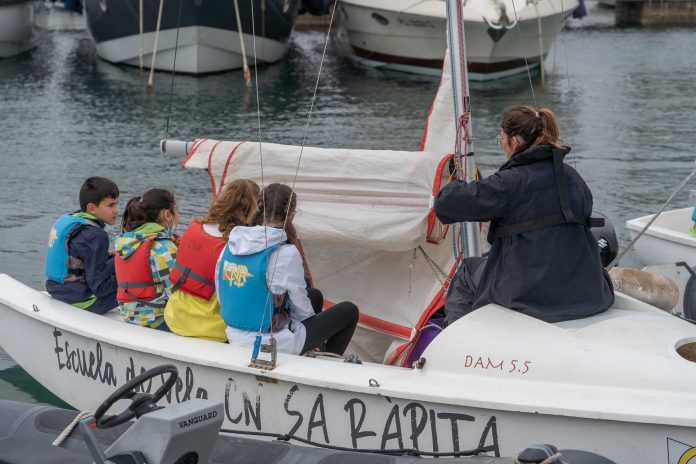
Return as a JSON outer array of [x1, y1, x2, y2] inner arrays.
[[3, 274, 696, 462], [91, 26, 288, 75], [626, 207, 696, 267], [338, 0, 575, 79], [33, 1, 85, 31], [0, 2, 35, 58]]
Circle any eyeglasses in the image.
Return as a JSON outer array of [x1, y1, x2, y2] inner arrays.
[[496, 134, 503, 146]]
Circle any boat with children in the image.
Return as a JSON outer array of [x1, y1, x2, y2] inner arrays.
[[2, 2, 696, 463]]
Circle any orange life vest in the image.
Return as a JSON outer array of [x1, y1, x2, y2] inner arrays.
[[170, 222, 224, 300], [115, 237, 162, 307]]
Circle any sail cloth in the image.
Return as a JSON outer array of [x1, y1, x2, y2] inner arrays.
[[178, 48, 458, 366], [181, 140, 451, 252]]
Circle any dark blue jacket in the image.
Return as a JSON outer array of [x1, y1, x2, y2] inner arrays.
[[435, 145, 614, 323], [46, 215, 117, 305]]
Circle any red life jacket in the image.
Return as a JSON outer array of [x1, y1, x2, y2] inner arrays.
[[170, 222, 224, 300], [115, 237, 163, 308]]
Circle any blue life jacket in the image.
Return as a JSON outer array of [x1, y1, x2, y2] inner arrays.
[[217, 243, 280, 332], [45, 214, 96, 284], [692, 206, 696, 222]]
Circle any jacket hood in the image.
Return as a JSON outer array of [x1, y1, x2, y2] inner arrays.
[[500, 144, 571, 171], [227, 225, 287, 255], [115, 222, 170, 259]]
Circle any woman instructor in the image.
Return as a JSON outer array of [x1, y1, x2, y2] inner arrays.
[[434, 106, 614, 325]]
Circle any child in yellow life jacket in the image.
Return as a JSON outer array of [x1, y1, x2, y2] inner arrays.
[[164, 179, 260, 342], [114, 189, 179, 331]]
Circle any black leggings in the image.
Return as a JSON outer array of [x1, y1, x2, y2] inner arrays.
[[301, 289, 359, 355]]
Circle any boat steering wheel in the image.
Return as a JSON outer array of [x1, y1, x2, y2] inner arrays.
[[93, 364, 178, 429]]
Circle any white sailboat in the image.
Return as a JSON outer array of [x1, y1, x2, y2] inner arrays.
[[0, 0, 35, 58], [3, 2, 696, 463], [337, 0, 578, 80]]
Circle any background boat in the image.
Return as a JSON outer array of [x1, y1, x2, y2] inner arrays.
[[0, 0, 35, 58], [626, 207, 696, 268], [83, 0, 300, 74], [337, 0, 578, 80], [33, 0, 85, 31]]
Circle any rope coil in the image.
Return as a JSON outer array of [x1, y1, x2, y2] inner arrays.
[[52, 411, 94, 447]]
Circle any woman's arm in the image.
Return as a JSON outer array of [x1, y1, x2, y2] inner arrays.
[[434, 172, 510, 224], [267, 245, 315, 321]]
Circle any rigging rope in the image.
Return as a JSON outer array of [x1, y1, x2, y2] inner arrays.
[[165, 0, 183, 135], [263, 0, 339, 315], [509, 0, 538, 108], [147, 0, 165, 92]]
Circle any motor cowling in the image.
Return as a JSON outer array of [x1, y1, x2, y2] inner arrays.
[[590, 212, 618, 268]]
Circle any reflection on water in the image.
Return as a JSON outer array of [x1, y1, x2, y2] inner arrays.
[[2, 2, 696, 404]]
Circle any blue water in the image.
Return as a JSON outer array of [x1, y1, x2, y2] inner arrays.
[[1, 2, 696, 405]]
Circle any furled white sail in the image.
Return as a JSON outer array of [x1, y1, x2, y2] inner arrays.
[[168, 35, 458, 366]]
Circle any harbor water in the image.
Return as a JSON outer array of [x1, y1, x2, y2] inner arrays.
[[1, 3, 695, 406]]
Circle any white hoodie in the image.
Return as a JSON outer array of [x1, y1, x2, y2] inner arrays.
[[215, 225, 314, 355]]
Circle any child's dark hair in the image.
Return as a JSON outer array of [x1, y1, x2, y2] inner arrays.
[[79, 177, 119, 211], [258, 183, 297, 245], [121, 189, 176, 232], [199, 179, 260, 240]]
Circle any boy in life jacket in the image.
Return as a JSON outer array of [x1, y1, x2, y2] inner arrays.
[[216, 183, 359, 355], [45, 177, 120, 314], [164, 179, 260, 342], [114, 189, 179, 331]]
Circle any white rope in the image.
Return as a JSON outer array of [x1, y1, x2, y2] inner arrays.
[[147, 0, 165, 91], [513, 451, 564, 464], [234, 0, 252, 86], [607, 164, 696, 270], [52, 411, 94, 447], [139, 0, 144, 72], [533, 1, 545, 89], [509, 0, 538, 107]]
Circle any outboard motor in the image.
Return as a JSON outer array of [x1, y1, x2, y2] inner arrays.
[[590, 212, 618, 267]]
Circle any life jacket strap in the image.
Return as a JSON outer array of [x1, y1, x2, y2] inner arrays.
[[117, 282, 167, 309], [488, 149, 605, 242], [171, 262, 214, 293]]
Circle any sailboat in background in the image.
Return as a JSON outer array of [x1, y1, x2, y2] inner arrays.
[[3, 1, 696, 462], [83, 0, 300, 74], [337, 0, 580, 79], [0, 0, 35, 58]]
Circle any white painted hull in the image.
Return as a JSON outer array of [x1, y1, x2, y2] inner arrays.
[[90, 26, 288, 74], [33, 1, 85, 31], [3, 274, 696, 462], [338, 0, 576, 79], [626, 207, 696, 267], [0, 2, 35, 58]]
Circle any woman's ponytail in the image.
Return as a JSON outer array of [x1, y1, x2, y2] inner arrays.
[[501, 105, 561, 153]]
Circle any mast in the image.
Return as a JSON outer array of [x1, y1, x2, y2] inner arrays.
[[445, 0, 481, 258]]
